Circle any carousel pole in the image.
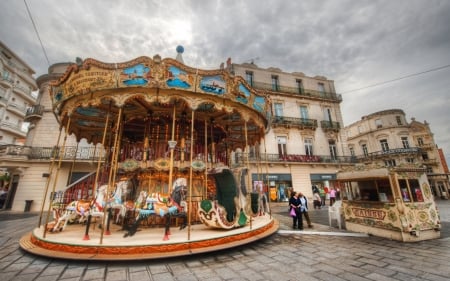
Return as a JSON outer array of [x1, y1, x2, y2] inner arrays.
[[263, 137, 272, 217], [188, 110, 195, 240], [168, 104, 177, 194], [244, 120, 252, 230], [44, 116, 71, 238], [204, 119, 208, 199], [39, 126, 63, 227], [86, 111, 111, 241], [99, 107, 123, 243]]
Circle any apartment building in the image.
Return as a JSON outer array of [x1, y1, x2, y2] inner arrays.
[[343, 109, 449, 198], [0, 41, 38, 145], [230, 61, 351, 201]]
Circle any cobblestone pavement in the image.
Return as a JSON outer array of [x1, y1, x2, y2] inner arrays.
[[0, 200, 449, 281]]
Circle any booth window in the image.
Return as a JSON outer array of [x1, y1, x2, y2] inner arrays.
[[342, 179, 393, 202], [399, 179, 424, 202]]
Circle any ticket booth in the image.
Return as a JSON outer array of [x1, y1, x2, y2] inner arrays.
[[337, 166, 441, 242]]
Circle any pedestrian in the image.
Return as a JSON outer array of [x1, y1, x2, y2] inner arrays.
[[298, 192, 313, 228], [313, 191, 321, 209], [288, 191, 303, 230], [319, 186, 326, 207], [329, 187, 336, 206]]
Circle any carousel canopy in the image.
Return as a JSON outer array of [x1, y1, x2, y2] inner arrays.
[[50, 55, 271, 149]]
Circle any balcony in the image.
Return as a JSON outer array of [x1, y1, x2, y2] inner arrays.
[[6, 102, 27, 117], [24, 105, 44, 122], [0, 121, 26, 137], [0, 145, 107, 161], [12, 85, 36, 103], [272, 116, 318, 130], [320, 120, 341, 132], [356, 147, 421, 161], [251, 81, 342, 102], [233, 152, 357, 166]]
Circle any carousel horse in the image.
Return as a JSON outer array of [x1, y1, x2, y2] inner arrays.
[[124, 178, 188, 240], [107, 180, 130, 224], [51, 184, 108, 232], [198, 167, 250, 229]]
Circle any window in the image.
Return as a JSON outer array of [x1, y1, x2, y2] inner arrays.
[[329, 140, 337, 160], [422, 153, 429, 161], [245, 71, 254, 87], [324, 107, 332, 122], [274, 103, 283, 117], [318, 83, 325, 93], [384, 159, 396, 167], [271, 75, 279, 91], [380, 139, 389, 152], [299, 106, 308, 119], [349, 147, 355, 156], [406, 158, 415, 163], [342, 179, 393, 202], [401, 137, 410, 149], [399, 179, 424, 202], [277, 136, 287, 157], [357, 126, 363, 134], [417, 137, 424, 146], [375, 119, 382, 128], [396, 116, 402, 125], [305, 138, 313, 156], [361, 144, 368, 157], [296, 79, 304, 94]]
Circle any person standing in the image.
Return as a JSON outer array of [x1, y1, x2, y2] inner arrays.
[[329, 187, 336, 206], [319, 186, 326, 207], [298, 192, 313, 228], [313, 191, 321, 209], [288, 191, 303, 230]]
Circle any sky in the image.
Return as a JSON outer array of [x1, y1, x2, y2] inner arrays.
[[1, 0, 450, 164]]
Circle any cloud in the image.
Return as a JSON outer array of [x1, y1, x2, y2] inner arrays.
[[1, 0, 450, 163]]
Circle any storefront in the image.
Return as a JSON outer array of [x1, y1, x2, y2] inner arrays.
[[252, 174, 292, 202]]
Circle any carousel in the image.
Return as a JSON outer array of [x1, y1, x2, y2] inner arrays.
[[19, 48, 278, 260]]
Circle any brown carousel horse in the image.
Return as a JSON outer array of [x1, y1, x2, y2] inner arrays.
[[123, 178, 187, 240]]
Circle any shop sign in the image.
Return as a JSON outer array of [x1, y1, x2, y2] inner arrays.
[[352, 208, 386, 220]]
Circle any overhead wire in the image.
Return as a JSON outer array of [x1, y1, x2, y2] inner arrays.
[[24, 0, 50, 66], [340, 64, 450, 94]]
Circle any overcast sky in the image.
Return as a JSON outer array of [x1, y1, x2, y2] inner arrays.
[[1, 0, 450, 164]]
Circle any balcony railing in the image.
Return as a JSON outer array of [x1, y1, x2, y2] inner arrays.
[[24, 105, 44, 121], [272, 116, 318, 129], [356, 147, 421, 161], [320, 120, 341, 132], [234, 152, 357, 166], [251, 81, 342, 102], [0, 145, 107, 161]]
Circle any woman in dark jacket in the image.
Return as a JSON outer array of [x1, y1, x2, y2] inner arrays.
[[289, 191, 303, 230]]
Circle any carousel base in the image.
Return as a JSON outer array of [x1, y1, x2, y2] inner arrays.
[[20, 214, 278, 261]]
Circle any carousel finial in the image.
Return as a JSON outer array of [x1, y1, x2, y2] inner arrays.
[[176, 45, 184, 64]]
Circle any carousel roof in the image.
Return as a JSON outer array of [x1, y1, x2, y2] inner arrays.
[[50, 55, 271, 148]]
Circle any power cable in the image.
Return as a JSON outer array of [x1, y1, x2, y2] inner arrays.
[[341, 64, 450, 94], [24, 0, 50, 66]]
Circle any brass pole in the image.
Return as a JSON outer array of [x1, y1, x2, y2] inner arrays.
[[245, 121, 252, 229], [168, 104, 176, 194], [204, 119, 208, 199], [100, 107, 123, 244], [39, 126, 63, 227], [188, 110, 195, 240], [43, 116, 71, 238]]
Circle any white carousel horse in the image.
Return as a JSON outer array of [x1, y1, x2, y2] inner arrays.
[[124, 178, 188, 240], [51, 184, 108, 232], [107, 180, 129, 223]]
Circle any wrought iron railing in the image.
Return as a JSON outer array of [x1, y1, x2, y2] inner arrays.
[[251, 81, 342, 102], [272, 116, 318, 129]]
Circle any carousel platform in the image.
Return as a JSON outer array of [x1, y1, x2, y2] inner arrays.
[[19, 214, 278, 261]]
